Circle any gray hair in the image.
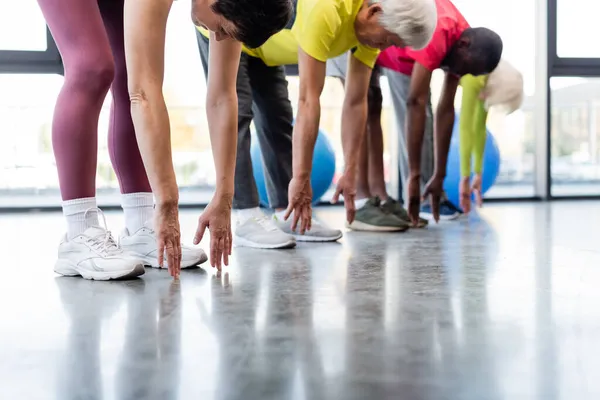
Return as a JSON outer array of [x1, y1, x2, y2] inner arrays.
[[483, 59, 524, 114], [377, 0, 438, 50]]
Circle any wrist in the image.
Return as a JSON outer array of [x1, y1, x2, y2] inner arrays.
[[433, 169, 446, 180], [293, 170, 311, 180], [156, 198, 179, 210]]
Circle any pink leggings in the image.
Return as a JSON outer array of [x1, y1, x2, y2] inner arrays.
[[37, 0, 151, 200]]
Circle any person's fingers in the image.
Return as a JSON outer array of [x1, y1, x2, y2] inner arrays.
[[194, 219, 207, 245], [218, 237, 226, 271], [301, 204, 310, 234], [345, 200, 355, 223], [223, 234, 230, 266], [475, 188, 483, 207], [210, 232, 218, 269], [283, 201, 294, 221], [157, 237, 165, 268], [167, 241, 176, 278], [291, 206, 300, 232], [408, 197, 420, 227], [432, 194, 441, 223], [228, 228, 233, 255], [306, 203, 313, 232], [331, 185, 342, 204], [176, 241, 182, 278]]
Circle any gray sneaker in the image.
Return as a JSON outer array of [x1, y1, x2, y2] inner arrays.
[[234, 216, 296, 249], [272, 214, 343, 242], [347, 197, 409, 232], [381, 197, 428, 228]]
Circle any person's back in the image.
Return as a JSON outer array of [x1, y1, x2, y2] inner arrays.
[[377, 0, 469, 75], [197, 0, 380, 67]]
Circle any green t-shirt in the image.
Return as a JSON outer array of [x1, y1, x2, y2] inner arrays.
[[459, 74, 488, 177]]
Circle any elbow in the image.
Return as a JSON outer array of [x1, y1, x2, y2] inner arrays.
[[128, 81, 163, 109], [298, 90, 320, 110], [406, 95, 427, 110]]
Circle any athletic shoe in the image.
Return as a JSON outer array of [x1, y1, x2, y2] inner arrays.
[[119, 221, 208, 269], [272, 213, 343, 242], [54, 209, 144, 281], [234, 216, 296, 249], [380, 197, 428, 228], [420, 200, 462, 220], [347, 197, 409, 232]]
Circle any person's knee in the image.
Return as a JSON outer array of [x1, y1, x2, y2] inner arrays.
[[66, 55, 115, 96]]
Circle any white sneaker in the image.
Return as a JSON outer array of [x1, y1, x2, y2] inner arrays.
[[234, 216, 296, 249], [272, 213, 343, 242], [55, 209, 144, 281], [119, 221, 208, 269]]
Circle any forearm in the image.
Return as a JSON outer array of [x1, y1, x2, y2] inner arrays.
[[206, 94, 237, 197], [124, 0, 177, 205], [459, 117, 473, 178], [434, 108, 455, 179], [293, 99, 321, 179], [130, 87, 179, 205], [341, 99, 368, 175], [406, 102, 427, 179], [472, 109, 488, 174]]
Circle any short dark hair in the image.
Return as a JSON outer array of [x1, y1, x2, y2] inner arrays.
[[211, 0, 294, 49], [461, 27, 503, 74]]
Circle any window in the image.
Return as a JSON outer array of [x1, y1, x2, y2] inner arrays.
[[550, 77, 600, 196], [0, 1, 47, 51], [430, 0, 537, 198], [556, 0, 600, 58]]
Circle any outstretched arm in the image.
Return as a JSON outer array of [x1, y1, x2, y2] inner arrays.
[[123, 0, 181, 277], [292, 48, 326, 183], [472, 98, 488, 176], [124, 0, 177, 205], [459, 75, 480, 178], [205, 35, 240, 200], [433, 72, 459, 180], [331, 54, 373, 223], [284, 48, 327, 233], [193, 34, 241, 270]]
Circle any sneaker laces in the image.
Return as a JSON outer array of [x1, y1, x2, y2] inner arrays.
[[254, 216, 279, 232], [84, 207, 121, 255]]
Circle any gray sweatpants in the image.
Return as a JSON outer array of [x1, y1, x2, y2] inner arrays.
[[196, 31, 292, 210], [382, 67, 436, 205]]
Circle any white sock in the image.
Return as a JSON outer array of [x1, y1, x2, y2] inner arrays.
[[355, 198, 368, 209], [62, 197, 100, 240], [121, 192, 154, 233], [236, 207, 264, 223]]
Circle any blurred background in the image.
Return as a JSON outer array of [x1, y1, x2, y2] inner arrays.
[[0, 0, 596, 208]]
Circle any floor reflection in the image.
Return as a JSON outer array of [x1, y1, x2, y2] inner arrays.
[[2, 204, 600, 399]]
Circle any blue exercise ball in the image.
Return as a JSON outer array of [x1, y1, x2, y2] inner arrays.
[[443, 113, 501, 207], [250, 122, 336, 207]]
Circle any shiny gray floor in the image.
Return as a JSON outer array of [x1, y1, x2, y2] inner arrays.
[[2, 202, 600, 399]]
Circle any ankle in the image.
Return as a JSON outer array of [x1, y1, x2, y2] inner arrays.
[[236, 207, 264, 223]]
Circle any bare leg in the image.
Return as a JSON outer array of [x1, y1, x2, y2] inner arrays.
[[356, 124, 371, 199], [365, 83, 388, 200]]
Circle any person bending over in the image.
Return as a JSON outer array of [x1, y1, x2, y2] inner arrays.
[[457, 59, 524, 213], [38, 0, 292, 280], [197, 0, 438, 247], [377, 0, 503, 225], [327, 51, 429, 231]]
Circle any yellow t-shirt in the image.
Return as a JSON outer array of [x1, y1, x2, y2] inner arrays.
[[196, 0, 379, 68]]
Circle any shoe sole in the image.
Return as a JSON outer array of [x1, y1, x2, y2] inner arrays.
[[234, 235, 296, 249], [135, 253, 208, 269], [346, 221, 409, 232], [293, 232, 343, 242], [54, 260, 145, 281], [420, 212, 460, 221]]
